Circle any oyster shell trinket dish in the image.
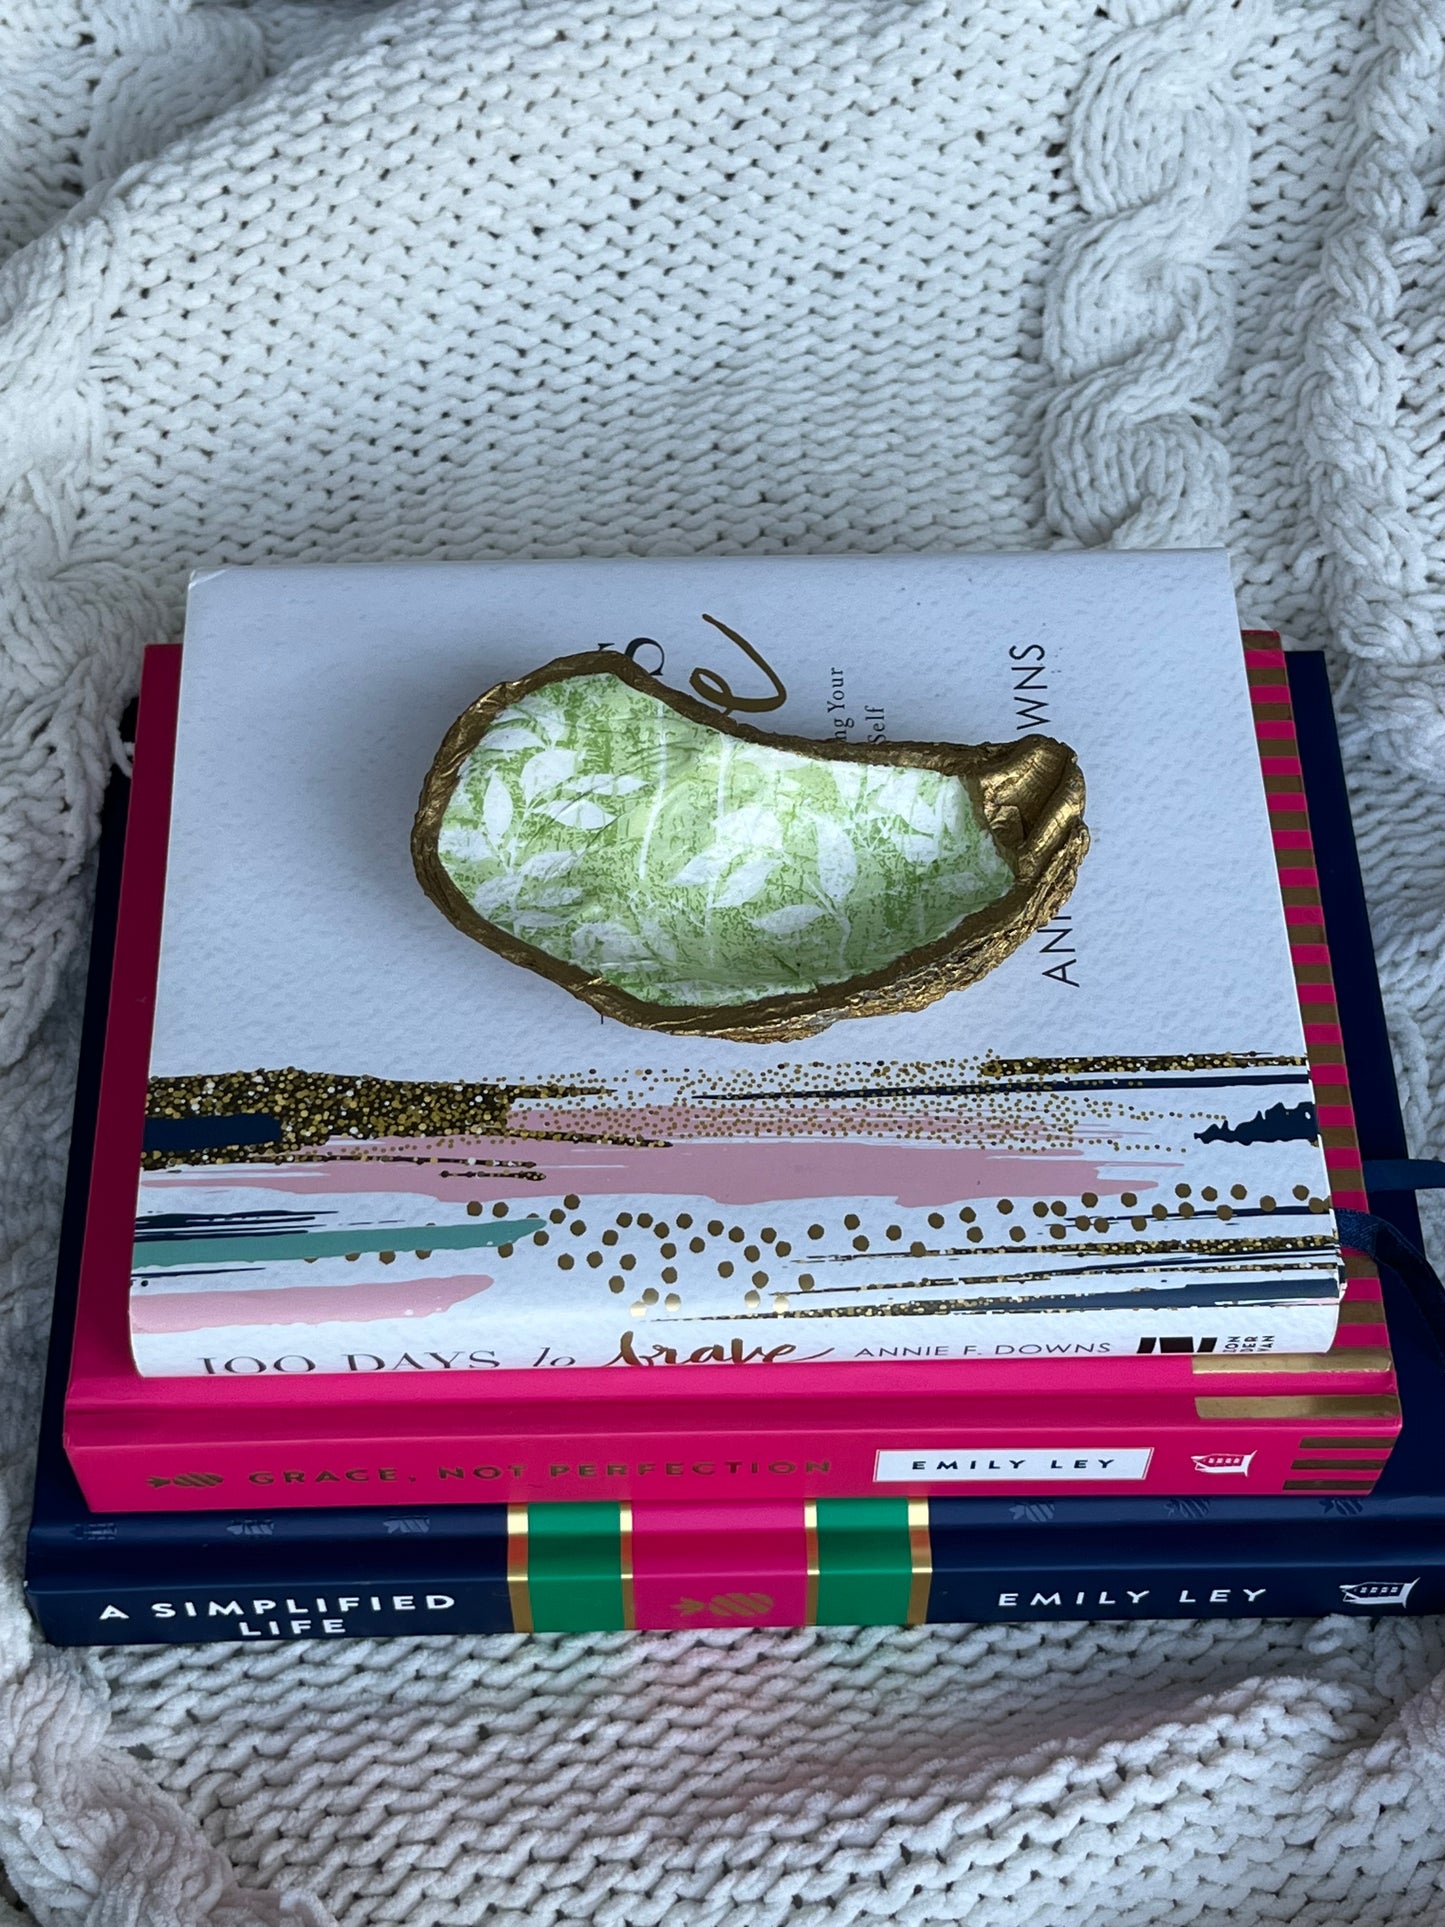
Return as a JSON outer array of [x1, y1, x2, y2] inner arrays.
[[412, 651, 1088, 1041]]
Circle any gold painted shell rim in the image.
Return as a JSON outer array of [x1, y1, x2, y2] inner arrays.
[[411, 651, 1089, 1041]]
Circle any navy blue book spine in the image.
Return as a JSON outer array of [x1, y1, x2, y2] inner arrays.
[[25, 653, 1445, 1644]]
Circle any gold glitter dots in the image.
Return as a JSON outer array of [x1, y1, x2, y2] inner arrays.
[[497, 1243, 514, 1258], [1074, 1216, 1091, 1231], [689, 1236, 705, 1253], [662, 1267, 678, 1284], [619, 1253, 636, 1271], [665, 1293, 682, 1312], [1152, 1204, 1168, 1220], [1049, 1224, 1066, 1239], [844, 1213, 861, 1230], [1009, 1226, 1026, 1243], [602, 1229, 619, 1247], [586, 1251, 603, 1268], [557, 1254, 574, 1271], [910, 1240, 927, 1257], [1294, 1185, 1310, 1200], [637, 1212, 653, 1228], [1131, 1216, 1147, 1231], [466, 1201, 483, 1217], [608, 1276, 625, 1293], [775, 1241, 792, 1257], [1261, 1195, 1277, 1212], [886, 1225, 903, 1241], [928, 1211, 945, 1229], [653, 1221, 671, 1239], [752, 1270, 769, 1287], [761, 1227, 777, 1243], [799, 1273, 816, 1290], [967, 1226, 983, 1243], [630, 1300, 646, 1319], [642, 1288, 659, 1305], [378, 1251, 395, 1264], [1175, 1183, 1191, 1198], [548, 1209, 566, 1224], [1032, 1202, 1049, 1219], [1309, 1196, 1329, 1214], [532, 1229, 549, 1246], [1230, 1184, 1248, 1200], [1202, 1186, 1218, 1202], [414, 1249, 431, 1260], [773, 1293, 788, 1312], [852, 1235, 869, 1252], [998, 1199, 1014, 1214], [1051, 1201, 1068, 1217], [744, 1245, 761, 1262], [709, 1219, 725, 1236], [718, 1260, 735, 1279], [676, 1213, 693, 1229], [345, 1252, 360, 1262], [1082, 1192, 1099, 1208], [729, 1226, 746, 1244], [563, 1194, 580, 1210], [1120, 1192, 1138, 1208], [617, 1211, 634, 1228], [1093, 1217, 1110, 1232], [1179, 1203, 1195, 1220], [491, 1202, 509, 1218], [1216, 1205, 1234, 1221], [660, 1242, 677, 1259], [744, 1290, 761, 1309], [569, 1219, 586, 1236], [960, 1207, 977, 1224], [808, 1223, 825, 1239]]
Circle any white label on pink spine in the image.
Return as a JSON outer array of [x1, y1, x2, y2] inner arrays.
[[874, 1448, 1153, 1482]]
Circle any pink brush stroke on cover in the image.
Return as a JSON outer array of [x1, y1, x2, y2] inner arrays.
[[145, 1136, 1145, 1207]]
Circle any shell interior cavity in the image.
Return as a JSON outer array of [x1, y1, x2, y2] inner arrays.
[[413, 653, 1087, 1039]]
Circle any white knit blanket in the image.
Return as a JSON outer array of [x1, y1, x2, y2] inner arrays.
[[4, 2, 1445, 1921]]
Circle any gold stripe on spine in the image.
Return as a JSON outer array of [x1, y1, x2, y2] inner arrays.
[[1301, 1434, 1397, 1447], [1196, 1394, 1401, 1421], [906, 1499, 932, 1626], [1191, 1348, 1392, 1376], [1337, 1304, 1386, 1327], [1293, 1456, 1390, 1470], [803, 1501, 820, 1627], [507, 1506, 532, 1634], [411, 649, 1089, 1043], [619, 1502, 636, 1631]]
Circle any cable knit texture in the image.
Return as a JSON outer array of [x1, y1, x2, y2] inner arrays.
[[2, 1, 1444, 1921]]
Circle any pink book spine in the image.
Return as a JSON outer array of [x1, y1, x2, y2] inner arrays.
[[69, 1305, 1396, 1508]]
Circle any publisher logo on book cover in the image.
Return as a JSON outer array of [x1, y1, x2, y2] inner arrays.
[[1338, 1579, 1418, 1609], [1190, 1452, 1255, 1477]]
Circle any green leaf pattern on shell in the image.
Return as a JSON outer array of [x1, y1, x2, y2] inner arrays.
[[436, 672, 1014, 1007]]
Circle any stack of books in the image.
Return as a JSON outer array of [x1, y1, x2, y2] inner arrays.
[[28, 553, 1441, 1645]]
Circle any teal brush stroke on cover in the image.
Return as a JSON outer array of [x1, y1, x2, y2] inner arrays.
[[131, 1221, 543, 1269]]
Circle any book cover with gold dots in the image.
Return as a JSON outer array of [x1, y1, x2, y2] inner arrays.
[[128, 553, 1345, 1377]]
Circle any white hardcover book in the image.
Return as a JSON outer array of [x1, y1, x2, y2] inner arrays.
[[131, 552, 1344, 1375]]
